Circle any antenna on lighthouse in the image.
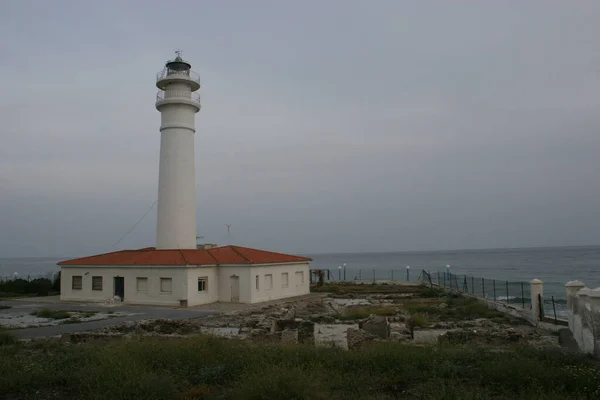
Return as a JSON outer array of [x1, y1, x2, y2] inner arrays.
[[175, 49, 183, 58]]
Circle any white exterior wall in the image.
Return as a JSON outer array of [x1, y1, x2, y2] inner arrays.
[[60, 262, 310, 306], [60, 266, 189, 306], [249, 262, 310, 304], [217, 266, 253, 303], [565, 282, 600, 358], [155, 79, 199, 249], [187, 266, 219, 306]]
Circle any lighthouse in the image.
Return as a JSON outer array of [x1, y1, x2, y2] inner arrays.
[[155, 51, 201, 249], [57, 52, 311, 307]]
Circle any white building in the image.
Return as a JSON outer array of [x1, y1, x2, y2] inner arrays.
[[58, 53, 311, 306]]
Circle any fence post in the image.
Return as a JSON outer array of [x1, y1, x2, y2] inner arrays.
[[482, 278, 485, 298], [437, 271, 440, 285], [471, 276, 474, 294], [551, 296, 558, 324], [372, 269, 375, 282], [506, 281, 509, 304], [565, 280, 585, 329], [358, 269, 362, 281], [530, 279, 544, 324], [493, 279, 496, 301], [521, 283, 525, 308], [406, 266, 410, 281], [391, 269, 394, 281]]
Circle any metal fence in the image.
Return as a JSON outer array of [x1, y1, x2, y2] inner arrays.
[[420, 269, 533, 310], [310, 267, 416, 283]]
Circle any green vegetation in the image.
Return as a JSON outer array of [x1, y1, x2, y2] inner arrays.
[[80, 311, 98, 318], [0, 329, 16, 346], [338, 307, 397, 321], [0, 272, 60, 297], [0, 304, 11, 310], [62, 317, 82, 324], [30, 309, 71, 320], [0, 336, 599, 399], [417, 285, 446, 298], [311, 283, 421, 295], [410, 313, 429, 328], [405, 296, 505, 322]]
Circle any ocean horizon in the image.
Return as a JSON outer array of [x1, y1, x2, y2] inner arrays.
[[1, 245, 598, 301]]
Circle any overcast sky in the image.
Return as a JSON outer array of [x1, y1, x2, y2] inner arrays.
[[1, 1, 599, 257]]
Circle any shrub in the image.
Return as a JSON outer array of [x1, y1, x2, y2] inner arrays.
[[418, 285, 445, 298], [52, 271, 61, 293], [410, 313, 428, 327], [0, 336, 599, 399], [0, 276, 57, 297], [339, 307, 397, 320], [0, 330, 16, 346], [30, 309, 71, 320], [0, 305, 11, 310]]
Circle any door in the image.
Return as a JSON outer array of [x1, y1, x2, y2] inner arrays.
[[230, 275, 240, 302], [114, 277, 125, 300]]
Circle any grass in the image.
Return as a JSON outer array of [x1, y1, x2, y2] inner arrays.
[[61, 318, 82, 324], [405, 296, 505, 322], [0, 329, 16, 346], [338, 306, 397, 321], [311, 283, 422, 295], [0, 336, 599, 399], [30, 309, 71, 320], [0, 304, 11, 310], [410, 313, 429, 327]]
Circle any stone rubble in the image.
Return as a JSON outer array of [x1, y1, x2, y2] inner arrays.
[[51, 291, 560, 350]]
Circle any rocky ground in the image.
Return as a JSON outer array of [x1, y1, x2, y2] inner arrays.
[[57, 284, 561, 350], [0, 308, 133, 329]]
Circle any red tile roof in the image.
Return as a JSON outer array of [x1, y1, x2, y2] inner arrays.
[[58, 245, 312, 266]]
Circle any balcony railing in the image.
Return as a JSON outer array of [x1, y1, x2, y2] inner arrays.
[[156, 90, 201, 104], [156, 68, 200, 85]]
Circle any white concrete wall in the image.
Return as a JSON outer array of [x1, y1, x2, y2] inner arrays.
[[60, 266, 189, 306], [249, 262, 310, 304], [217, 266, 252, 303], [155, 78, 199, 249], [565, 282, 600, 358], [187, 266, 219, 306], [61, 262, 311, 306]]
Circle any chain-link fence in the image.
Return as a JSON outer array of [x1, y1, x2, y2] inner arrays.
[[420, 270, 532, 310]]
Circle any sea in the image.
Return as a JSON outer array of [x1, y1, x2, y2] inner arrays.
[[1, 245, 598, 304]]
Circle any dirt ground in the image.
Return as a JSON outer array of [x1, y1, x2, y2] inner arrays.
[[51, 283, 561, 351]]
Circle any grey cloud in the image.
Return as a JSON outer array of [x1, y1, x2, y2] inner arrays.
[[1, 1, 599, 256]]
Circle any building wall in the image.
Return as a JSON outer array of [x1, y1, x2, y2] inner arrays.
[[60, 262, 311, 306], [187, 266, 219, 306], [249, 262, 310, 304], [217, 266, 252, 303], [565, 283, 600, 358], [60, 265, 189, 306]]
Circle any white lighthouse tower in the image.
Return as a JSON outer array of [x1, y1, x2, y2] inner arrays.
[[58, 51, 312, 307], [155, 51, 201, 249]]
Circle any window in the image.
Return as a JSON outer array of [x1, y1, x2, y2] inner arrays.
[[295, 271, 304, 285], [160, 278, 172, 293], [72, 276, 82, 290], [92, 276, 103, 291], [255, 275, 260, 291], [198, 277, 207, 292], [265, 274, 273, 290], [136, 277, 148, 293], [281, 273, 289, 288]]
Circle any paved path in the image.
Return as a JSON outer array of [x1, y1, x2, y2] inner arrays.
[[2, 300, 218, 339], [1, 293, 325, 339]]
